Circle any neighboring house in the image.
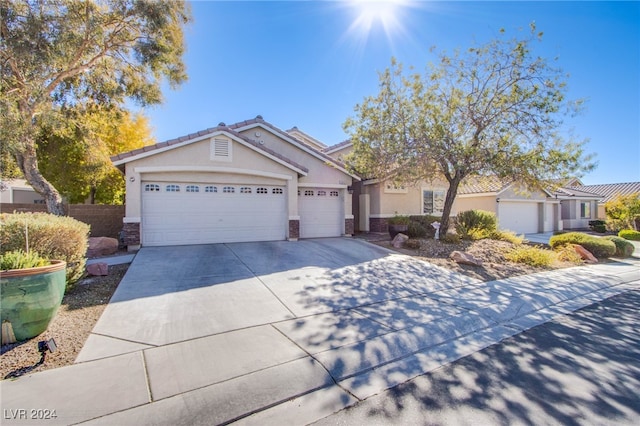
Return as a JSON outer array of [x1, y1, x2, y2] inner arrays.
[[0, 179, 45, 204], [569, 182, 640, 219], [455, 177, 562, 234], [552, 186, 603, 229], [111, 116, 359, 249]]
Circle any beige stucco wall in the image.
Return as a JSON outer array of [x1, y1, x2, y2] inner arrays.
[[453, 195, 497, 214], [363, 179, 448, 217]]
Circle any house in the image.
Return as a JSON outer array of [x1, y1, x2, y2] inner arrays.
[[0, 178, 45, 204], [111, 116, 359, 249], [324, 141, 562, 235], [552, 186, 603, 229], [455, 177, 562, 234], [568, 182, 640, 219]]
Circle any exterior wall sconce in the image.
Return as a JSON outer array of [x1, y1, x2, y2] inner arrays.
[[347, 186, 354, 194], [129, 176, 135, 182], [496, 197, 500, 203]]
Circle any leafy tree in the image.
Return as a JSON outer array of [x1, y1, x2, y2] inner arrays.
[[605, 192, 640, 231], [344, 25, 595, 235], [1, 0, 191, 215], [37, 108, 155, 204]]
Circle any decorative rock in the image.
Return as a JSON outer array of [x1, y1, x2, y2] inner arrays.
[[450, 250, 483, 266], [392, 233, 409, 248], [87, 237, 119, 258], [86, 262, 109, 276], [574, 244, 598, 263]]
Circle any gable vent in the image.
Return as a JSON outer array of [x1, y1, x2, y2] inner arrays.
[[211, 138, 232, 162]]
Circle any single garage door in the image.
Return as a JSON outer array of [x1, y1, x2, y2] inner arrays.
[[142, 182, 286, 246], [298, 188, 343, 238], [498, 201, 539, 234]]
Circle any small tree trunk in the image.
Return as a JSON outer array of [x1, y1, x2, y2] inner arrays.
[[16, 140, 66, 216], [90, 187, 96, 204], [439, 176, 463, 237]]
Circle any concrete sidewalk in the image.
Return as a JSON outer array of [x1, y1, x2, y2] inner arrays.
[[1, 239, 639, 426]]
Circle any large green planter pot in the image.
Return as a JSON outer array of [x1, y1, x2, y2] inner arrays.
[[1, 260, 66, 342]]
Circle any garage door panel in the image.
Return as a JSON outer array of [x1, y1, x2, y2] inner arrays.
[[498, 202, 539, 234], [142, 183, 286, 246], [299, 189, 343, 238]]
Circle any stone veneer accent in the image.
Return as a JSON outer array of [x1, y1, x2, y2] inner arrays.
[[122, 222, 140, 246], [345, 218, 354, 236], [369, 217, 389, 233], [288, 219, 300, 240]]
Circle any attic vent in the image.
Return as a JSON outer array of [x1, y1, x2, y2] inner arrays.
[[211, 138, 232, 162]]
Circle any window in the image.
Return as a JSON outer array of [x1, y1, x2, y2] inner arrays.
[[384, 183, 408, 194], [166, 184, 180, 192], [423, 189, 445, 214], [580, 202, 591, 219], [330, 190, 339, 197], [211, 138, 232, 162], [273, 188, 283, 194], [304, 190, 314, 196], [317, 190, 327, 196], [205, 186, 217, 193], [257, 187, 268, 194], [240, 187, 252, 194], [186, 185, 200, 193], [145, 184, 160, 192], [223, 186, 235, 193]]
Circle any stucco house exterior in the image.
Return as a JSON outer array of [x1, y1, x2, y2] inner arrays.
[[0, 178, 45, 204], [568, 181, 640, 219], [111, 116, 358, 249]]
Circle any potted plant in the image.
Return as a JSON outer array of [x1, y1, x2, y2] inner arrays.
[[1, 250, 66, 343], [388, 215, 410, 239]]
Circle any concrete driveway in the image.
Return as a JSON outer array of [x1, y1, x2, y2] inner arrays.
[[3, 238, 638, 426]]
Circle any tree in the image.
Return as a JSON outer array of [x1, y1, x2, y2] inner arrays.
[[1, 0, 191, 215], [37, 108, 155, 204], [344, 25, 595, 235], [605, 193, 640, 231]]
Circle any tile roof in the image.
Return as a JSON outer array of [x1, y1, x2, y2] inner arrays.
[[323, 139, 353, 154], [553, 187, 603, 199], [458, 176, 512, 194], [110, 115, 362, 176], [570, 182, 640, 203]]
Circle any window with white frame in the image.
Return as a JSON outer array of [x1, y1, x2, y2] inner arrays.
[[240, 187, 252, 194], [330, 190, 339, 197], [272, 188, 283, 194], [257, 187, 268, 194], [166, 184, 180, 192], [317, 190, 327, 196], [423, 189, 445, 214], [223, 186, 235, 193], [144, 184, 160, 192], [580, 201, 591, 219], [205, 186, 217, 193], [186, 185, 199, 193], [304, 190, 314, 196]]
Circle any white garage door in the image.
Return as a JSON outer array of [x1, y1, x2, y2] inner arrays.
[[298, 188, 343, 238], [142, 182, 286, 246], [498, 201, 539, 234]]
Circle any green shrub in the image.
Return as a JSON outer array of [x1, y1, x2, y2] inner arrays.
[[549, 232, 616, 259], [505, 246, 555, 267], [388, 215, 410, 225], [441, 233, 461, 244], [491, 230, 525, 245], [602, 236, 635, 257], [407, 222, 428, 238], [1, 250, 49, 270], [0, 212, 90, 288], [455, 210, 497, 240], [408, 215, 440, 238], [588, 220, 607, 233], [618, 229, 640, 241]]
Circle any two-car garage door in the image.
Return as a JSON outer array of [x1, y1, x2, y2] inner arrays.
[[142, 182, 286, 246], [141, 182, 344, 246]]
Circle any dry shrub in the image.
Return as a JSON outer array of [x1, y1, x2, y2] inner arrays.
[[0, 212, 89, 288], [505, 246, 555, 267]]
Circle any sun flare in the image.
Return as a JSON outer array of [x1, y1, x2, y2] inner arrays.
[[350, 0, 403, 37]]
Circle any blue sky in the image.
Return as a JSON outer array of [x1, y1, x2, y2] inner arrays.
[[141, 1, 640, 185]]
